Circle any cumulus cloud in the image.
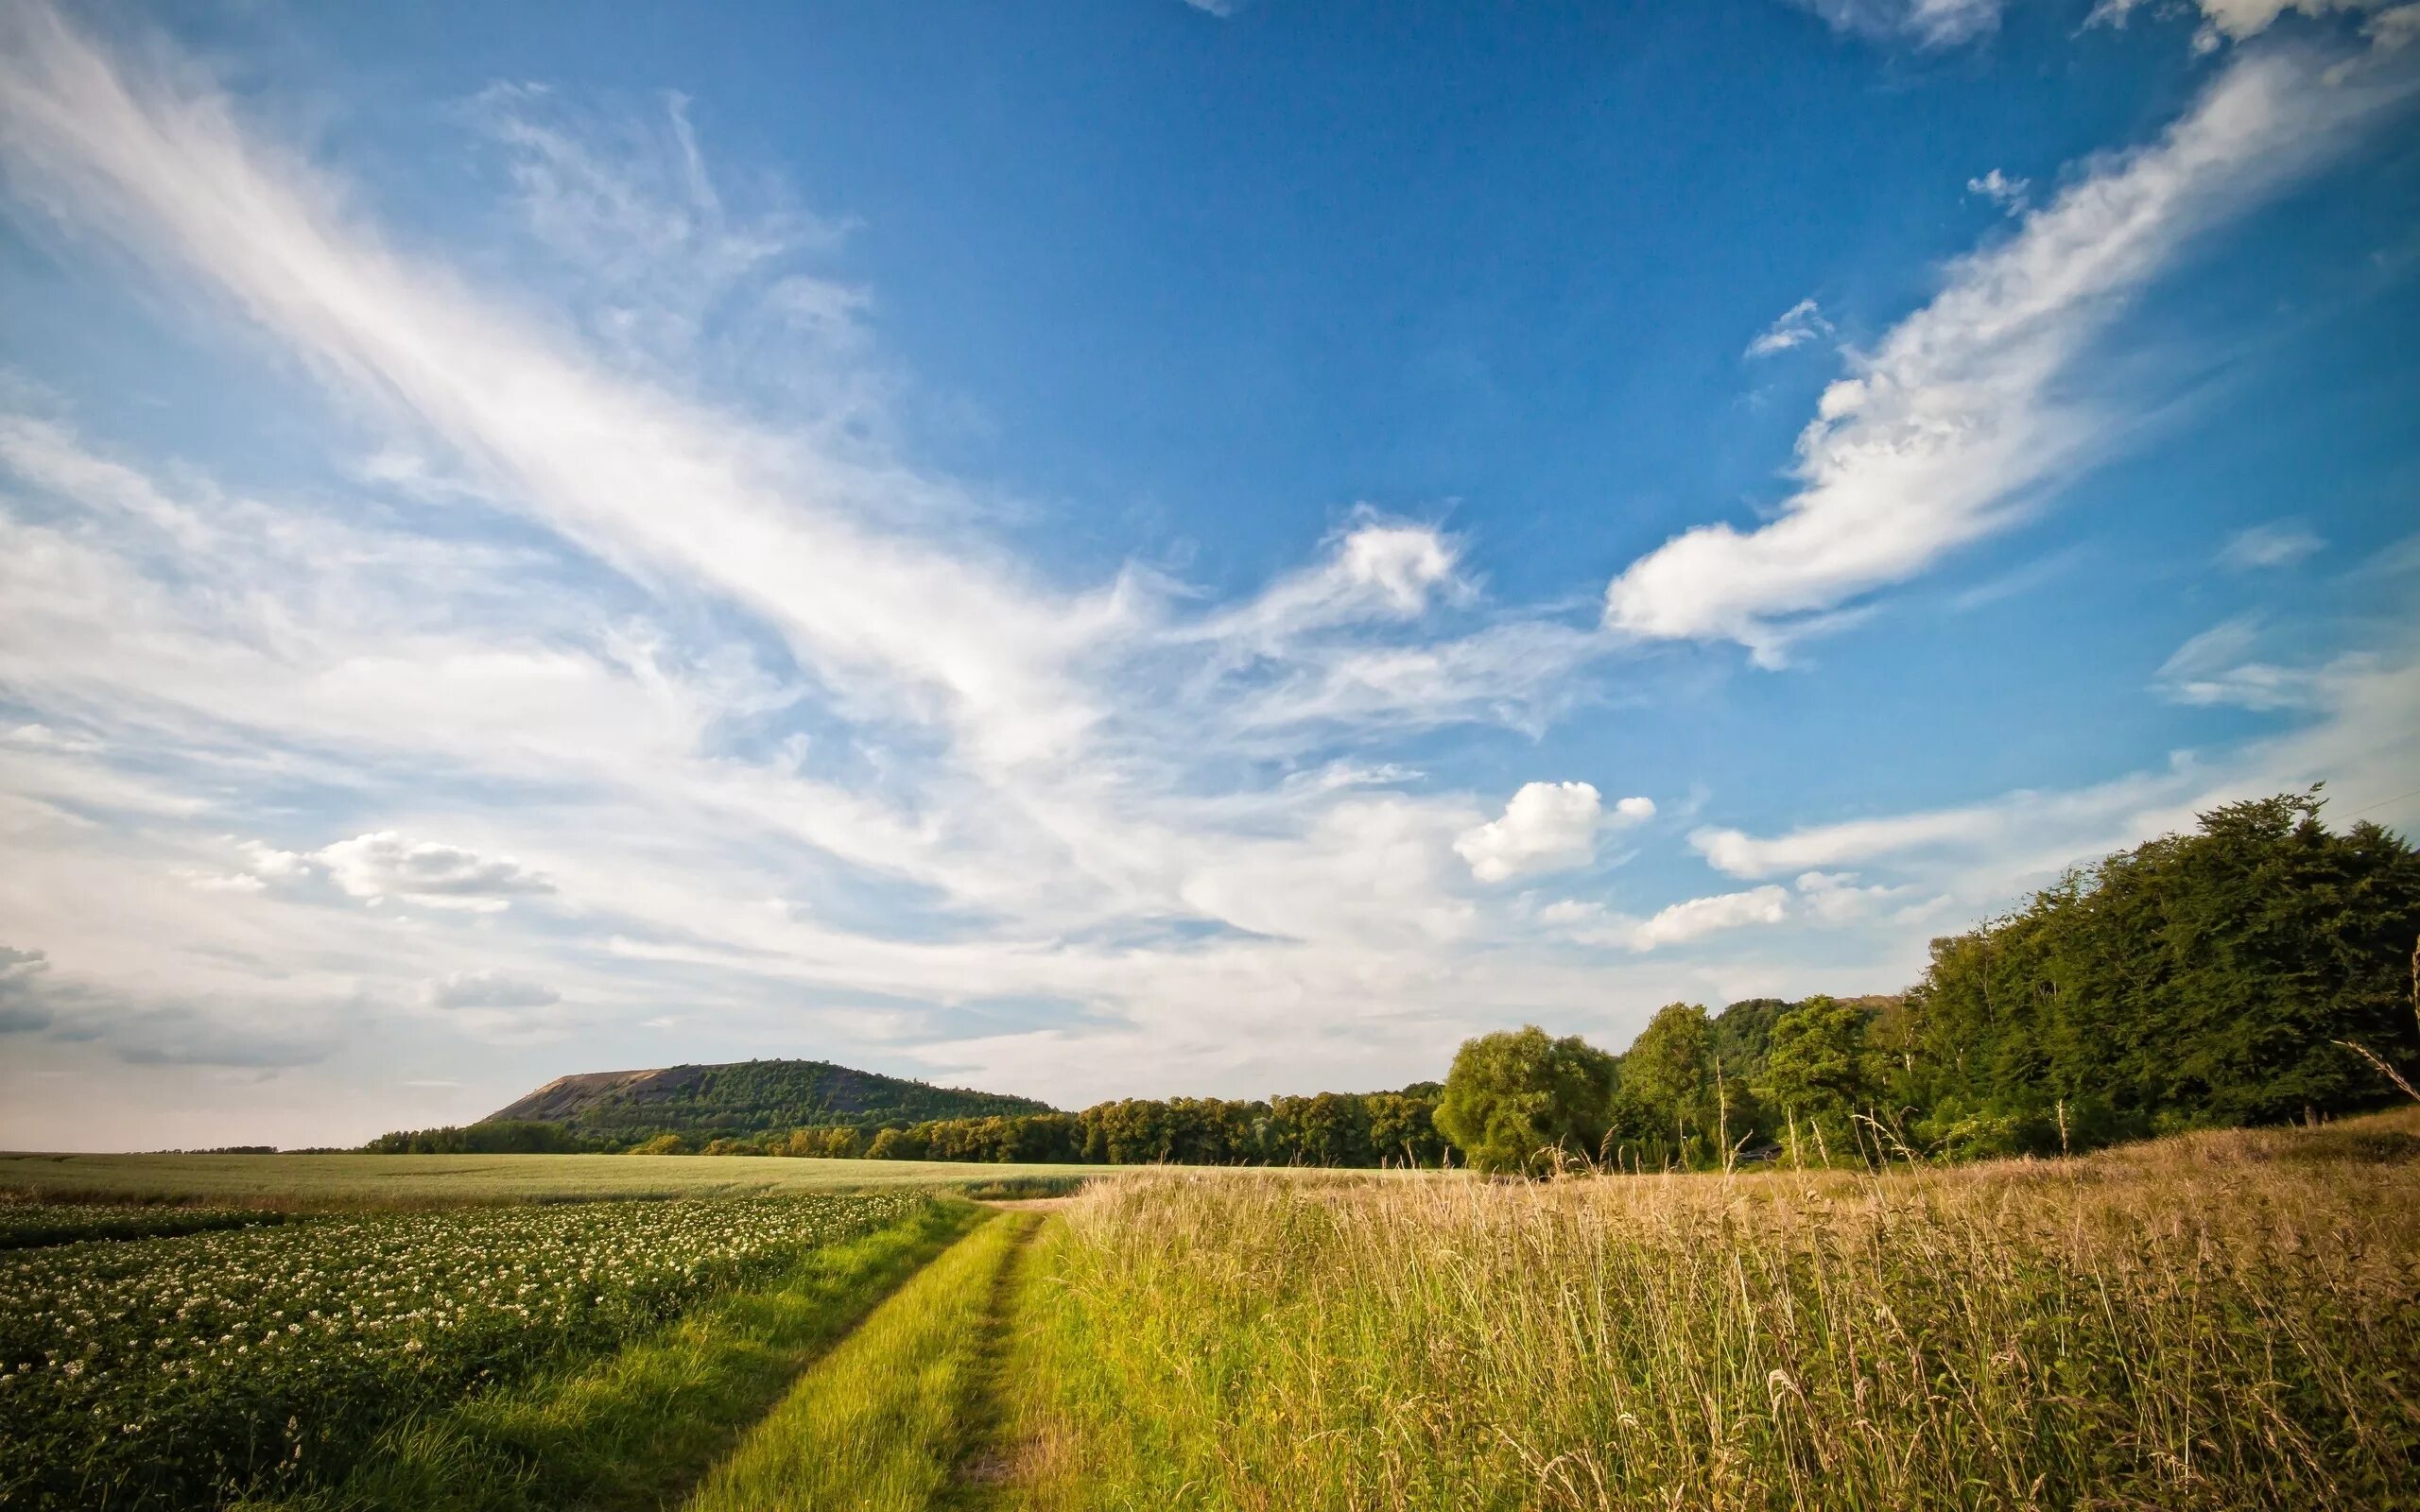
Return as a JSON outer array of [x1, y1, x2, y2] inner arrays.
[[1745, 298, 1834, 359], [318, 833, 555, 911], [2218, 520, 2325, 570], [1604, 44, 2415, 665], [426, 971, 562, 1009], [1456, 783, 1652, 884]]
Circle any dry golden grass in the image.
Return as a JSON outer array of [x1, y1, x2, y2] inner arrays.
[[1000, 1107, 2420, 1510]]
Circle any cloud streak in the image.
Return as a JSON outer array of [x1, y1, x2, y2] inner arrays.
[[1606, 42, 2416, 664]]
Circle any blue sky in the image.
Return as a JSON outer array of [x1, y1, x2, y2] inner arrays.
[[1, 0, 2415, 1148]]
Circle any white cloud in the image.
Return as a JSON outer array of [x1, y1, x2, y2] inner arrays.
[[0, 3, 1115, 773], [0, 1, 2412, 1143], [318, 833, 555, 911], [1456, 782, 1651, 884], [5, 723, 103, 754], [1543, 868, 1905, 952], [1627, 886, 1792, 949], [1965, 167, 2030, 213], [1546, 886, 1793, 952], [426, 971, 562, 1009], [1188, 516, 1467, 656], [2154, 616, 2326, 710], [2218, 520, 2325, 570], [1745, 298, 1834, 359], [1686, 643, 2420, 902], [2089, 0, 2408, 50], [1791, 0, 2009, 47], [1604, 45, 2415, 665]]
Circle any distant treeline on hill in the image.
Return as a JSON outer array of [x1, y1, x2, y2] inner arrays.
[[369, 792, 2420, 1171], [483, 1058, 1054, 1141], [371, 1091, 1450, 1165]]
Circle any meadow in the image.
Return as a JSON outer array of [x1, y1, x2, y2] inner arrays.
[[6, 1110, 2418, 1509], [999, 1108, 2420, 1510]]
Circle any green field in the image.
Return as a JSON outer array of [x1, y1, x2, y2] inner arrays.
[[8, 1111, 2419, 1509], [0, 1151, 1100, 1206]]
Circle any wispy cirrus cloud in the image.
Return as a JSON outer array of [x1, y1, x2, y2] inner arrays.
[[0, 0, 1664, 1132], [2218, 520, 2326, 570], [1789, 0, 2010, 48], [1745, 298, 1834, 359], [1605, 42, 2418, 666], [0, 0, 2413, 1146]]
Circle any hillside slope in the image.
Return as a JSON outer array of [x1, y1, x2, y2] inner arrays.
[[483, 1059, 1057, 1141]]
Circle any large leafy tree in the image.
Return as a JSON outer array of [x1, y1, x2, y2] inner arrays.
[[1436, 1025, 1619, 1175], [1905, 791, 2420, 1150], [1618, 1003, 1717, 1160], [1754, 996, 1880, 1162]]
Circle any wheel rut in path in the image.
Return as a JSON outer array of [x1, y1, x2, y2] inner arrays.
[[941, 1211, 1046, 1508]]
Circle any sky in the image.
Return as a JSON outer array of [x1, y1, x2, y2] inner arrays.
[[1, 0, 2415, 1150]]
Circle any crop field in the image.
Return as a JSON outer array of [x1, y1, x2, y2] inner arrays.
[[0, 1200, 287, 1249], [0, 1152, 1100, 1207], [6, 1111, 2418, 1510], [1, 1193, 923, 1507]]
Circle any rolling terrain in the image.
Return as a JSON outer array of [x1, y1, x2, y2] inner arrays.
[[482, 1059, 1059, 1143]]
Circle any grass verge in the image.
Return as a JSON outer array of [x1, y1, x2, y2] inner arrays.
[[1000, 1108, 2420, 1511], [680, 1209, 1039, 1512], [246, 1197, 984, 1512]]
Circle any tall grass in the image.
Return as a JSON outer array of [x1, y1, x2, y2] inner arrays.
[[682, 1210, 1039, 1512], [1003, 1108, 2420, 1510]]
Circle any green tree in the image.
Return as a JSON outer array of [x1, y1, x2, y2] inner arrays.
[[1435, 1025, 1619, 1175], [1366, 1089, 1447, 1166], [1903, 791, 2420, 1152], [1620, 1003, 1716, 1162], [1756, 996, 1877, 1162]]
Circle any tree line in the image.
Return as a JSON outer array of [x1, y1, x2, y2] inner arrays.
[[1438, 792, 2420, 1172], [369, 793, 2418, 1175], [596, 1087, 1451, 1165]]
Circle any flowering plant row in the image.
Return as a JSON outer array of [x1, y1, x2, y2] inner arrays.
[[0, 1192, 921, 1508], [0, 1201, 286, 1252]]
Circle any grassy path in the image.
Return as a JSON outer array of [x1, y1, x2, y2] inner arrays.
[[681, 1210, 1042, 1512], [245, 1199, 984, 1512]]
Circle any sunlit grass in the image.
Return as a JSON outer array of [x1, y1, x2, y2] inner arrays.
[[1002, 1108, 2420, 1510], [682, 1210, 1038, 1512]]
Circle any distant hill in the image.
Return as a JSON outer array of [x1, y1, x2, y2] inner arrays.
[[483, 1059, 1057, 1142]]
